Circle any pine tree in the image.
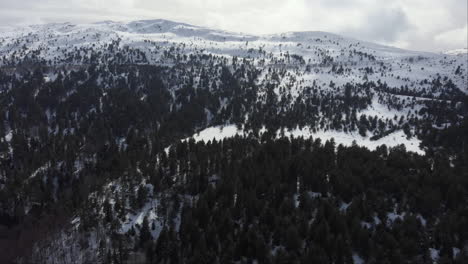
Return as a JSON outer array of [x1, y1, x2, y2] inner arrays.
[[103, 198, 113, 223], [139, 216, 152, 248]]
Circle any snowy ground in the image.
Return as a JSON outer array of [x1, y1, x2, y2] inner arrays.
[[183, 124, 424, 154], [1, 19, 466, 93], [188, 125, 245, 142], [280, 127, 424, 154]]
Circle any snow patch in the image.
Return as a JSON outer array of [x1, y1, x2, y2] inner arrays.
[[386, 211, 405, 226], [280, 127, 424, 154], [339, 201, 352, 212], [183, 124, 424, 154], [353, 253, 365, 264], [189, 125, 244, 142], [429, 248, 439, 262], [416, 214, 427, 227]]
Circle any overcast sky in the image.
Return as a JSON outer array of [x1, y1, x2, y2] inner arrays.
[[0, 0, 466, 52]]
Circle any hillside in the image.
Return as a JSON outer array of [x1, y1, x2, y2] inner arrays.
[[0, 19, 467, 263]]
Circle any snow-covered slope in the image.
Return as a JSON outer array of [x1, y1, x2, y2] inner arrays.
[[0, 19, 466, 154], [1, 20, 467, 263], [444, 48, 468, 56], [0, 19, 466, 92], [182, 124, 424, 154]]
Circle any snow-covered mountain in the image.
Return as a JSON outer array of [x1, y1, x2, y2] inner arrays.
[[0, 19, 466, 93], [1, 20, 468, 263], [0, 19, 466, 153], [444, 48, 468, 56]]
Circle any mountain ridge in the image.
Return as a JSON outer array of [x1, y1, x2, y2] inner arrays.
[[1, 18, 463, 56]]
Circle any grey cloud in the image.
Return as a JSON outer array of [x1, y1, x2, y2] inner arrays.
[[346, 7, 411, 43], [0, 0, 466, 52]]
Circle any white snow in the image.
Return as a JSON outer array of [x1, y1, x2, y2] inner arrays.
[[293, 194, 300, 208], [339, 201, 352, 212], [280, 126, 424, 154], [120, 196, 165, 241], [182, 124, 424, 154], [416, 214, 427, 227], [359, 97, 406, 121], [188, 124, 244, 142], [4, 131, 12, 142], [373, 215, 382, 225], [353, 253, 365, 264], [443, 48, 468, 55], [70, 216, 80, 227], [361, 221, 372, 229], [28, 162, 50, 180], [386, 211, 406, 226], [429, 248, 439, 262], [0, 19, 465, 94], [308, 191, 322, 198]]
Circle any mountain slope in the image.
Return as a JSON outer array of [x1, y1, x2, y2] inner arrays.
[[0, 19, 467, 263], [0, 19, 466, 92], [0, 19, 466, 153]]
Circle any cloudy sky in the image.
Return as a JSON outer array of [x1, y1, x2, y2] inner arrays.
[[0, 0, 466, 52]]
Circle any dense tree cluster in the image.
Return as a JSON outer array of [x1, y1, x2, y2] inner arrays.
[[0, 60, 466, 262], [26, 136, 468, 264]]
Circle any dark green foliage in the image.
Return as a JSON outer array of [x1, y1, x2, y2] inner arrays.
[[0, 57, 466, 264]]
